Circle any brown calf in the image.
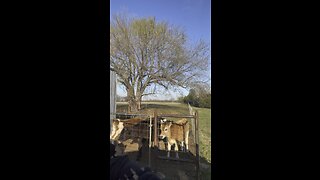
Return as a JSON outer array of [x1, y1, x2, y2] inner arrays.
[[110, 117, 152, 161], [159, 118, 190, 158], [110, 119, 124, 144], [110, 117, 147, 143]]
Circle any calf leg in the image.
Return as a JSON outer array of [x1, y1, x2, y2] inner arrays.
[[110, 127, 116, 144], [112, 122, 124, 141], [174, 141, 179, 159], [167, 143, 171, 157], [110, 130, 115, 141], [110, 123, 117, 137], [136, 138, 143, 161], [180, 141, 185, 152], [185, 131, 189, 151]]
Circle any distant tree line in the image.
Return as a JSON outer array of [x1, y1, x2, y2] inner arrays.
[[178, 84, 211, 108]]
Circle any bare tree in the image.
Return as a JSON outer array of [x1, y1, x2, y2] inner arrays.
[[110, 14, 209, 112], [190, 82, 211, 97]]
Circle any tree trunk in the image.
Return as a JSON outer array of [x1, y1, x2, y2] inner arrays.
[[136, 92, 142, 111], [128, 99, 138, 113], [127, 96, 142, 113], [127, 95, 143, 113], [137, 98, 142, 111], [127, 87, 137, 113], [127, 87, 143, 113]]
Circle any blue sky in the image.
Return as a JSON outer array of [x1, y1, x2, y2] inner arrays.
[[110, 0, 211, 100]]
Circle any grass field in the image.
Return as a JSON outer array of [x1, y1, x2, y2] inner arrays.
[[116, 101, 211, 178]]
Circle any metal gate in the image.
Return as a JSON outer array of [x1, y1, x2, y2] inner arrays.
[[152, 111, 201, 179], [110, 110, 201, 179]]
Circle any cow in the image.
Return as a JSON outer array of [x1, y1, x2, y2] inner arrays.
[[110, 117, 147, 144], [110, 117, 153, 161], [120, 117, 159, 161], [120, 121, 150, 141], [159, 118, 190, 158], [115, 117, 163, 143], [160, 118, 189, 150], [110, 119, 124, 144]]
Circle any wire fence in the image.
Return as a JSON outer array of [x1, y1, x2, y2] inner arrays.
[[110, 110, 201, 179]]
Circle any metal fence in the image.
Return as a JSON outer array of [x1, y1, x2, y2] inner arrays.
[[152, 111, 200, 179], [114, 113, 153, 166], [110, 108, 201, 179], [116, 113, 153, 147]]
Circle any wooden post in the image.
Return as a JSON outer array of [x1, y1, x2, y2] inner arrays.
[[148, 115, 152, 167], [153, 111, 158, 148], [153, 111, 159, 171], [189, 103, 196, 143], [195, 110, 200, 180], [149, 116, 152, 148]]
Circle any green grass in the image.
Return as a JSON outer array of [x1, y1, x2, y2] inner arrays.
[[192, 106, 211, 179], [192, 106, 211, 163], [116, 102, 212, 178]]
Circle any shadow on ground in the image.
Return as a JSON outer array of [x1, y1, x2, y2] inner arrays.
[[121, 143, 211, 180]]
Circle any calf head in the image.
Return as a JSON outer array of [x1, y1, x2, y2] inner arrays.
[[159, 121, 172, 139], [160, 118, 167, 123]]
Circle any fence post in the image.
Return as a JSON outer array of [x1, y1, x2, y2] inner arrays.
[[195, 110, 200, 180], [149, 115, 152, 148], [153, 111, 158, 148], [189, 103, 196, 143], [188, 103, 193, 115], [149, 115, 152, 167]]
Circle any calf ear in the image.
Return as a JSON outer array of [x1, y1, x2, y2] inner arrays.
[[168, 122, 172, 127], [160, 118, 166, 123]]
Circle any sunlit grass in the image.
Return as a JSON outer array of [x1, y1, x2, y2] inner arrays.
[[192, 106, 211, 163]]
